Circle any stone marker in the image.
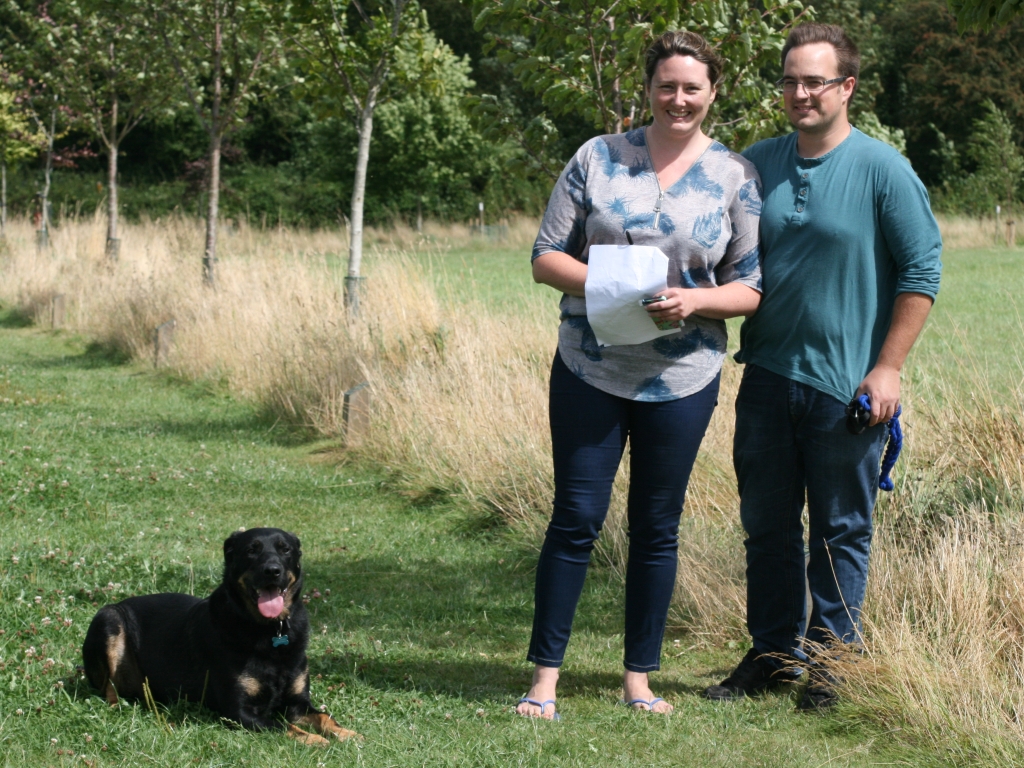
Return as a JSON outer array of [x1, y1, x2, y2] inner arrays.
[[343, 381, 371, 445], [50, 294, 65, 329], [154, 319, 176, 368]]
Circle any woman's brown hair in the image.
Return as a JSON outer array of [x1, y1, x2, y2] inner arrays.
[[644, 30, 724, 89]]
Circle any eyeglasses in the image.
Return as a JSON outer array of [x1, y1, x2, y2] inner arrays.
[[775, 76, 849, 93]]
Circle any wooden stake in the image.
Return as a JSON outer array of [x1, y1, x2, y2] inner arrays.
[[1007, 220, 1017, 247], [50, 294, 65, 329], [342, 382, 371, 445], [154, 319, 176, 368]]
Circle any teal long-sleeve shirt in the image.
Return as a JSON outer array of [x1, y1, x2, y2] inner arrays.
[[735, 128, 943, 403]]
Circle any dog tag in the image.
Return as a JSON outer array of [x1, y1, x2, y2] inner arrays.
[[272, 635, 289, 647]]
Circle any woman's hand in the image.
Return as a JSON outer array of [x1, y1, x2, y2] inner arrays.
[[644, 283, 761, 322], [643, 287, 702, 323]]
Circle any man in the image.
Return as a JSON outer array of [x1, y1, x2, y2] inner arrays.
[[704, 23, 942, 710]]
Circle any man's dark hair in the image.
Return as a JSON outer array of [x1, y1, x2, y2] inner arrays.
[[782, 23, 860, 98], [644, 30, 724, 89]]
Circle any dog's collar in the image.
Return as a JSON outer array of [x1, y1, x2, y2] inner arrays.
[[272, 619, 290, 647]]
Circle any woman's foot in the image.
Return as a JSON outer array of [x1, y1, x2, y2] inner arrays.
[[623, 670, 673, 714], [516, 665, 560, 719]]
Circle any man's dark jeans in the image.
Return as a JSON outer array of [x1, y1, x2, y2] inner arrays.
[[734, 365, 887, 664]]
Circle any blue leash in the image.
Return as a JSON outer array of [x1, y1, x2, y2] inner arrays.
[[854, 394, 903, 492]]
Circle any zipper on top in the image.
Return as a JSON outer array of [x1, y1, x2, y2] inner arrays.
[[644, 128, 665, 230]]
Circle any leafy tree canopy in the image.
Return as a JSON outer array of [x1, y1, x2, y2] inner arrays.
[[470, 0, 809, 178], [874, 0, 1024, 186], [947, 0, 1024, 31]]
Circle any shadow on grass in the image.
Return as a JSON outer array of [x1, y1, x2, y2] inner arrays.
[[302, 551, 703, 704], [0, 306, 34, 328], [19, 340, 132, 369]]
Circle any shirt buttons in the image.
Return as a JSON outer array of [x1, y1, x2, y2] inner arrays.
[[802, 173, 809, 179], [797, 206, 804, 212]]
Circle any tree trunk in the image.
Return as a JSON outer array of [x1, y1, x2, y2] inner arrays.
[[106, 98, 120, 261], [39, 108, 55, 249], [204, 133, 221, 286], [608, 17, 622, 133], [346, 96, 377, 316], [1, 151, 7, 239], [203, 12, 223, 287]]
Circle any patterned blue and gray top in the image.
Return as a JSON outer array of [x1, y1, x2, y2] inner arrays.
[[533, 128, 763, 401]]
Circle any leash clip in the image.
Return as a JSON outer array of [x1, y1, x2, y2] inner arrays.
[[846, 394, 903, 492]]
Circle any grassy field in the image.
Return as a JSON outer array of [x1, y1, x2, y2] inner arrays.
[[0, 315, 925, 767], [2, 215, 1024, 765]]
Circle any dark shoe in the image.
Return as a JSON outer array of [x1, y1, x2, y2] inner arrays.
[[797, 668, 840, 712], [703, 648, 800, 701]]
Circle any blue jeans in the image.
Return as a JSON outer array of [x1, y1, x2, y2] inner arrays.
[[733, 365, 887, 664], [527, 351, 720, 672]]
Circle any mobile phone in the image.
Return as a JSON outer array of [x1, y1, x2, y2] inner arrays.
[[640, 296, 667, 306]]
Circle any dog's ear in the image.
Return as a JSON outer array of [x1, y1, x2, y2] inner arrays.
[[224, 530, 245, 560]]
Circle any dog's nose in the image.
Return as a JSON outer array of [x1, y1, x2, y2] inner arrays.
[[263, 563, 282, 578]]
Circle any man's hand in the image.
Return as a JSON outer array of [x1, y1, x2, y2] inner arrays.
[[856, 365, 900, 426], [855, 292, 934, 427]]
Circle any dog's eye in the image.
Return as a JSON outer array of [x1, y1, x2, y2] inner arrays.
[[277, 544, 291, 554]]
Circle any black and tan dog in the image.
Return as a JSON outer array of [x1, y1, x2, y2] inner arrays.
[[81, 528, 358, 745]]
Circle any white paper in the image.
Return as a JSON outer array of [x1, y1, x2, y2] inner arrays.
[[584, 244, 683, 347]]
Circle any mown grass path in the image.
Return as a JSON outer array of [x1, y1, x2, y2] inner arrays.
[[0, 316, 930, 767]]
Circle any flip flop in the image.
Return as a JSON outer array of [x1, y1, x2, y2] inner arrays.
[[623, 696, 670, 713], [516, 697, 561, 721]]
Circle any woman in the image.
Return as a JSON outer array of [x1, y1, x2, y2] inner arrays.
[[518, 30, 763, 719]]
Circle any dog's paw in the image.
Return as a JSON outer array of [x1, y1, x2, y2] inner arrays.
[[286, 724, 330, 747], [294, 712, 363, 742], [327, 726, 362, 742]]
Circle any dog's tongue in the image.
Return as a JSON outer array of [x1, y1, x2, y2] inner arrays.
[[257, 588, 284, 618]]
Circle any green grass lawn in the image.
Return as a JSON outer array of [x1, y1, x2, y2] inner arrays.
[[0, 312, 935, 766], [912, 246, 1024, 391]]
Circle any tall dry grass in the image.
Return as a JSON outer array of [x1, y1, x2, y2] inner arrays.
[[935, 213, 1022, 250], [3, 213, 1024, 762]]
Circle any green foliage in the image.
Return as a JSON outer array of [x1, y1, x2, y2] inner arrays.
[[289, 0, 427, 113], [137, 0, 285, 144], [923, 103, 1023, 216], [948, 0, 1024, 31], [852, 111, 906, 154], [966, 99, 1023, 211], [0, 82, 43, 167], [470, 0, 809, 178], [13, 0, 179, 150], [873, 0, 1024, 188]]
